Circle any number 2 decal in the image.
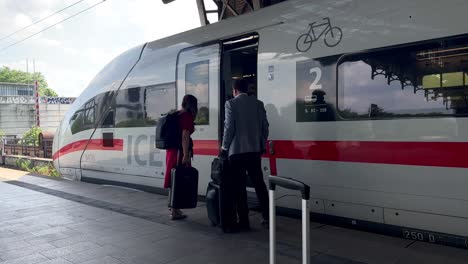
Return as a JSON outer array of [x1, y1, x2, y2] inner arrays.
[[309, 67, 322, 90]]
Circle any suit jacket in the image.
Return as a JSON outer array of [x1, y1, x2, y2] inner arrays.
[[222, 93, 269, 157]]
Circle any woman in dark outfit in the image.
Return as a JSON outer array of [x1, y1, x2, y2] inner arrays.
[[164, 94, 198, 220]]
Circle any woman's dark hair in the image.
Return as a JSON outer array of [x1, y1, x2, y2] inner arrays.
[[182, 94, 198, 118]]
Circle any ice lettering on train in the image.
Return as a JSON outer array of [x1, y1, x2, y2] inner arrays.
[[134, 135, 147, 166], [127, 135, 163, 167]]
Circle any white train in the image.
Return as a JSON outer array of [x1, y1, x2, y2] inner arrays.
[[53, 0, 468, 248]]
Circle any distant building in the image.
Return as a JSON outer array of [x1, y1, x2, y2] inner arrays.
[[0, 82, 34, 96], [0, 83, 75, 137]]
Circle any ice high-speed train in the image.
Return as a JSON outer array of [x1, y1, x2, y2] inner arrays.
[[53, 0, 468, 248]]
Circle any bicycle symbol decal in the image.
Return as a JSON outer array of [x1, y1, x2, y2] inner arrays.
[[296, 17, 343, 52]]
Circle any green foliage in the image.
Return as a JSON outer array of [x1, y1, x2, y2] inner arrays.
[[0, 129, 4, 138], [40, 87, 58, 97], [48, 165, 60, 177], [15, 158, 60, 177], [16, 158, 32, 171], [0, 66, 58, 96], [195, 106, 209, 125], [29, 164, 60, 177], [22, 126, 42, 146]]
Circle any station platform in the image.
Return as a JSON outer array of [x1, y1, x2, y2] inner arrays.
[[1, 167, 467, 264]]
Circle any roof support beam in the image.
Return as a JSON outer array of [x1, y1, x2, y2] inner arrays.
[[252, 0, 262, 10], [196, 0, 209, 26], [241, 0, 254, 12], [221, 0, 239, 16]]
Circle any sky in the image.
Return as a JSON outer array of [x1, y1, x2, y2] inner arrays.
[[0, 0, 217, 97]]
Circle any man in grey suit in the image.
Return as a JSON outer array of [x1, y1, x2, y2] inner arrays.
[[221, 79, 269, 230]]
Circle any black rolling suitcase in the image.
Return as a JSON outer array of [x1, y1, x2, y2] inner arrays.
[[206, 181, 221, 226], [210, 157, 226, 185], [206, 157, 234, 231], [206, 181, 234, 231], [169, 166, 199, 209]]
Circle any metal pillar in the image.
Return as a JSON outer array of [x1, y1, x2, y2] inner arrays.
[[252, 0, 262, 10], [196, 0, 209, 26]]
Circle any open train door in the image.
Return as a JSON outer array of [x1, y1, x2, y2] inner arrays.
[[176, 44, 220, 194], [219, 34, 262, 206]]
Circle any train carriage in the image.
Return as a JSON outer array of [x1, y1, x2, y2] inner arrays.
[[53, 0, 468, 248]]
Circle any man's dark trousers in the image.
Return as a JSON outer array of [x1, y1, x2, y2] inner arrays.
[[229, 152, 269, 226]]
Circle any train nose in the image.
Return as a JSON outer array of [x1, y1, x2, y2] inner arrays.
[[52, 127, 61, 175]]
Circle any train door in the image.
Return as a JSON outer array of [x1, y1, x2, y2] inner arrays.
[[220, 34, 259, 120], [220, 35, 260, 196], [176, 44, 220, 194]]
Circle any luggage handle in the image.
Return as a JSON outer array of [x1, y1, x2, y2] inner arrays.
[[268, 176, 310, 264], [268, 176, 310, 200]]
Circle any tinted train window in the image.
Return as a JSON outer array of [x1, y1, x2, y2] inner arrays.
[[69, 98, 96, 134], [70, 108, 84, 134], [83, 99, 95, 127], [338, 37, 468, 119], [144, 83, 176, 126], [95, 91, 115, 128], [186, 60, 209, 125], [115, 87, 145, 127], [102, 110, 115, 128]]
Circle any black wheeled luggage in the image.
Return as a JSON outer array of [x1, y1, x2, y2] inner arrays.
[[206, 157, 235, 231], [169, 166, 199, 209], [210, 157, 227, 184], [206, 181, 221, 226], [206, 181, 234, 231]]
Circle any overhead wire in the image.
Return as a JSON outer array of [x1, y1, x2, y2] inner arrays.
[[0, 0, 107, 53], [0, 0, 88, 42]]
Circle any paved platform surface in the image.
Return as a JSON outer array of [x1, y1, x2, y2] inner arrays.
[[0, 167, 468, 264]]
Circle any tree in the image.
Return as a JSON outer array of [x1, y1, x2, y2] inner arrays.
[[40, 87, 58, 97], [0, 66, 58, 96], [22, 126, 42, 146]]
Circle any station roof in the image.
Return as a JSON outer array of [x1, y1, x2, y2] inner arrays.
[[163, 0, 287, 26]]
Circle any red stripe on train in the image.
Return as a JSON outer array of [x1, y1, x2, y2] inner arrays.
[[271, 140, 468, 168], [54, 139, 468, 168], [193, 140, 468, 168], [52, 139, 123, 160]]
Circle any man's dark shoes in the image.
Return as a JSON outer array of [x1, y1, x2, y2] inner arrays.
[[239, 222, 251, 232], [223, 224, 240, 233]]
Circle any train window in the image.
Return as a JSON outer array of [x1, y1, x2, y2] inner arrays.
[[338, 37, 468, 119], [102, 110, 115, 128], [115, 87, 145, 127], [186, 60, 209, 125], [69, 98, 96, 134], [83, 99, 95, 128], [69, 108, 84, 134], [95, 91, 115, 128], [144, 83, 176, 126]]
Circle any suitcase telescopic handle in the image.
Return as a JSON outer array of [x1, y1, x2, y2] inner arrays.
[[268, 176, 310, 200], [268, 176, 311, 264]]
